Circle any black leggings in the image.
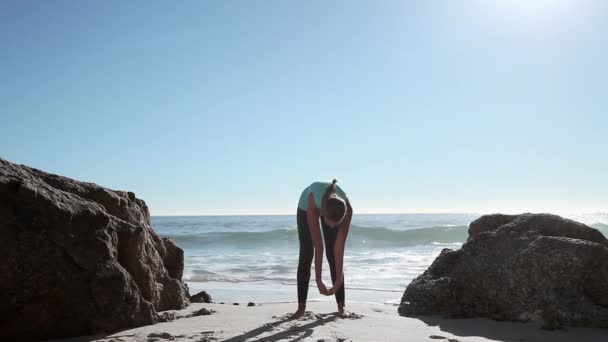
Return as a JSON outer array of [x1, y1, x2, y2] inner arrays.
[[297, 208, 345, 304]]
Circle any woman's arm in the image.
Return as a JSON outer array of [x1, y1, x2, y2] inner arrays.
[[307, 193, 328, 294], [328, 201, 352, 294]]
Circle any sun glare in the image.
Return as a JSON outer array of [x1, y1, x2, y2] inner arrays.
[[469, 0, 598, 40], [492, 0, 580, 15]]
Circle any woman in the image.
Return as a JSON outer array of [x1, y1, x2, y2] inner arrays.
[[291, 179, 353, 319]]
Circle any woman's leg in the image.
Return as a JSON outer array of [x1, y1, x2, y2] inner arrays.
[[321, 221, 346, 307], [293, 209, 313, 318]]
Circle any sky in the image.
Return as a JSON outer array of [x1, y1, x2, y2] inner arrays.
[[1, 0, 607, 215]]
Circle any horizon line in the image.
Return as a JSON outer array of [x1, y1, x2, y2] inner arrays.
[[150, 211, 483, 217], [149, 210, 608, 218]]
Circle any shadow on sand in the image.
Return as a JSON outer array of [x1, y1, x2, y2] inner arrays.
[[414, 315, 608, 342], [42, 333, 119, 342], [222, 313, 337, 342]]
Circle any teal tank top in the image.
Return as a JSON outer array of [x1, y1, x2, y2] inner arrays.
[[297, 181, 348, 211]]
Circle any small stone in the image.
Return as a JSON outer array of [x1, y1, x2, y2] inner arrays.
[[247, 302, 255, 307], [233, 303, 239, 306]]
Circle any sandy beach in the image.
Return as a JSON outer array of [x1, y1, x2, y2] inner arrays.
[[51, 302, 608, 342]]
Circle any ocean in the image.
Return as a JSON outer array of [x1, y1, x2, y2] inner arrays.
[[153, 213, 608, 305]]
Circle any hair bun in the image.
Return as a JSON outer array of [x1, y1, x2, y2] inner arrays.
[[332, 178, 338, 185]]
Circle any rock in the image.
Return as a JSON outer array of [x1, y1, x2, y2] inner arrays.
[[148, 332, 173, 339], [190, 290, 212, 303], [190, 308, 214, 316], [157, 312, 178, 323], [0, 158, 190, 341], [158, 308, 215, 322], [247, 302, 255, 307], [233, 303, 240, 305], [399, 213, 608, 328], [344, 312, 363, 319]]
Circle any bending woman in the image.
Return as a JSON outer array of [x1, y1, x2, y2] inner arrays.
[[291, 179, 353, 319]]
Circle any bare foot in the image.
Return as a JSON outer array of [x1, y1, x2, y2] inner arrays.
[[290, 307, 306, 320], [337, 309, 351, 318]]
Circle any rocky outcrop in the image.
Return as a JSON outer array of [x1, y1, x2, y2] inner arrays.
[[191, 290, 212, 303], [399, 213, 608, 329], [0, 158, 190, 341]]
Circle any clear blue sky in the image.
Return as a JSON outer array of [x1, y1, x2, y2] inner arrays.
[[1, 1, 607, 215]]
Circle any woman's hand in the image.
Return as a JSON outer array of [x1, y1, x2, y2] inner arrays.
[[316, 277, 329, 295], [326, 278, 342, 296]]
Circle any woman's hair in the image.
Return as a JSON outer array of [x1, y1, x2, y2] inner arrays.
[[322, 178, 346, 222]]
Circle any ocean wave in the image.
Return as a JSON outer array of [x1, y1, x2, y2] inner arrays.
[[567, 213, 608, 226], [183, 269, 241, 283], [163, 225, 469, 249], [184, 268, 296, 283], [591, 223, 608, 236]]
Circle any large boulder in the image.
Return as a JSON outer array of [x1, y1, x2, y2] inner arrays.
[[0, 158, 190, 341], [399, 213, 608, 329]]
